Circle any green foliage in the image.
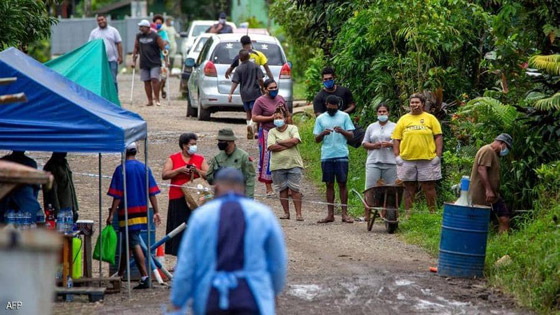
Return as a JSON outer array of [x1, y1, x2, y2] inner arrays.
[[0, 0, 58, 49], [399, 210, 443, 256], [302, 54, 325, 102], [529, 54, 560, 76], [27, 39, 51, 63], [485, 206, 560, 311]]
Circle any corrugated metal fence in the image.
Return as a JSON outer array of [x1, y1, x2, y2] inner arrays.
[[51, 17, 149, 56]]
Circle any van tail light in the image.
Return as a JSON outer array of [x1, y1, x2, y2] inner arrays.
[[204, 61, 217, 77], [279, 63, 291, 79]]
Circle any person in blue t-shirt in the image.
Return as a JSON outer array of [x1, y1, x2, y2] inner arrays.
[[313, 95, 355, 224], [106, 142, 161, 289]]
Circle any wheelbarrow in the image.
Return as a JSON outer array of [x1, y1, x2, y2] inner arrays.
[[352, 185, 404, 234]]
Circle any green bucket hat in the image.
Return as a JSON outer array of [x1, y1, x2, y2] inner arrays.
[[217, 128, 237, 141]]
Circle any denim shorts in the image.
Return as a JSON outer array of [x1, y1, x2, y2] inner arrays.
[[321, 158, 349, 183], [243, 100, 255, 112]]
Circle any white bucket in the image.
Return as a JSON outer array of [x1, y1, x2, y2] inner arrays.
[[0, 228, 62, 315]]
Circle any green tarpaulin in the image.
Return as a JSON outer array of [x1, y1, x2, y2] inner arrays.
[[45, 39, 121, 106]]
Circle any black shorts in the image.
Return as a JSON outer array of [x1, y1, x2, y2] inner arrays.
[[491, 198, 511, 218], [321, 158, 349, 183], [122, 230, 142, 248]]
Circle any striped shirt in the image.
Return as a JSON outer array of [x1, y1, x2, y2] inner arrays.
[[108, 160, 160, 231]]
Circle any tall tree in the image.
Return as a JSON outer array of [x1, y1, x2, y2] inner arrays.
[[0, 0, 58, 50]]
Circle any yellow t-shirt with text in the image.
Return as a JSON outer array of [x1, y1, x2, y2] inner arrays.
[[391, 112, 442, 160]]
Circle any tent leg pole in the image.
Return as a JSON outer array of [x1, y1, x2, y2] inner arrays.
[[98, 153, 102, 278], [145, 137, 152, 288], [122, 152, 131, 299]]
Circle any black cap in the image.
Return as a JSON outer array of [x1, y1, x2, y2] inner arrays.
[[219, 12, 227, 19]]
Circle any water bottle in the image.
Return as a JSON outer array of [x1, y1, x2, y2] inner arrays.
[[29, 211, 37, 229], [23, 211, 32, 230], [4, 209, 16, 229], [15, 211, 23, 230], [65, 209, 74, 233], [66, 275, 74, 302], [46, 204, 56, 230], [455, 176, 471, 206], [57, 210, 65, 233], [36, 209, 45, 224]]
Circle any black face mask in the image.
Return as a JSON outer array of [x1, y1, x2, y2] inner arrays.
[[217, 141, 228, 151], [327, 108, 338, 116]]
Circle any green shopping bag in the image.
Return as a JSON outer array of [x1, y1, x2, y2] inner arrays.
[[93, 225, 117, 265]]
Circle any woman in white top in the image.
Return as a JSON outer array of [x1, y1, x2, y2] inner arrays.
[[362, 103, 397, 189]]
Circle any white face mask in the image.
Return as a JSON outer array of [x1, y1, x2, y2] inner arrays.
[[219, 18, 226, 24], [188, 145, 197, 155]]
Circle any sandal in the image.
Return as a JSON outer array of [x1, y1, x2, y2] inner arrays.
[[279, 215, 290, 220], [156, 102, 161, 106], [296, 216, 304, 221], [317, 217, 334, 224], [146, 103, 154, 106]]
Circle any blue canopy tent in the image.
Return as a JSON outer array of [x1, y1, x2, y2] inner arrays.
[[0, 48, 152, 295]]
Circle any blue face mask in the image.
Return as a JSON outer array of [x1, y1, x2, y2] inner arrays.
[[378, 115, 389, 122], [323, 79, 335, 89], [269, 90, 278, 98], [156, 23, 162, 30], [500, 146, 509, 157], [188, 145, 197, 155], [274, 119, 285, 128]]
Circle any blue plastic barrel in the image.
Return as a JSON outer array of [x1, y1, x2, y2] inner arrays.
[[438, 203, 491, 278], [109, 208, 156, 279]]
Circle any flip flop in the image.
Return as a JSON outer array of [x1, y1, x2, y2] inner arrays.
[[156, 102, 161, 106], [146, 103, 154, 106], [296, 216, 304, 221], [317, 218, 334, 224], [279, 215, 290, 220]]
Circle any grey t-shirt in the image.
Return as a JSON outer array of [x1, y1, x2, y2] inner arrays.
[[89, 26, 122, 62], [362, 121, 397, 165], [232, 61, 263, 103]]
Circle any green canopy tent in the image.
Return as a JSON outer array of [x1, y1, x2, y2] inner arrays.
[[45, 39, 121, 106]]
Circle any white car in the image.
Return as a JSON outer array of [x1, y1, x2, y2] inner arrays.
[[180, 33, 212, 99], [186, 34, 293, 120], [180, 20, 236, 58]]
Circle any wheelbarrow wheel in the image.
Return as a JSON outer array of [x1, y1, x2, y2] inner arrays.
[[385, 208, 398, 234]]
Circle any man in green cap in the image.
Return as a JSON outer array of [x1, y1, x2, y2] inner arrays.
[[206, 128, 256, 198]]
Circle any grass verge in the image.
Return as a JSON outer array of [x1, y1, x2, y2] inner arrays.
[[298, 115, 560, 313]]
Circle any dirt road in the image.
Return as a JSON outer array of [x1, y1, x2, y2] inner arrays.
[[45, 75, 525, 314]]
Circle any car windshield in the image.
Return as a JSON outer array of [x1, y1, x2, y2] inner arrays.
[[193, 37, 209, 53], [192, 25, 211, 37], [211, 41, 285, 65]]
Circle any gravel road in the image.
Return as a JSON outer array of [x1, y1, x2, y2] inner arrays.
[[29, 74, 526, 314]]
